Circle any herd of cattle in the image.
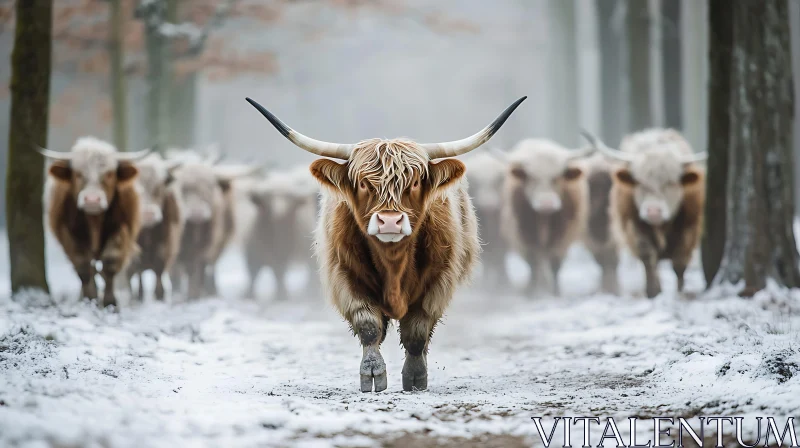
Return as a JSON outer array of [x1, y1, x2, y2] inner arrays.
[[36, 95, 707, 392]]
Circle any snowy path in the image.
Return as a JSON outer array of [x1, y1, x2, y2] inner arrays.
[[1, 240, 799, 447]]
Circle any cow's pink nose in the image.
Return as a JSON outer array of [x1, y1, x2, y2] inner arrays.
[[377, 211, 403, 233], [84, 194, 101, 204], [646, 206, 662, 219]]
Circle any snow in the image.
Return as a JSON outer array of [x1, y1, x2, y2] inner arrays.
[[1, 236, 799, 447]]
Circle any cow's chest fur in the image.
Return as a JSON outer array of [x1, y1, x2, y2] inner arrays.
[[332, 204, 453, 316], [61, 193, 121, 259], [510, 186, 576, 250], [179, 220, 213, 261], [137, 220, 167, 266], [631, 199, 691, 260]]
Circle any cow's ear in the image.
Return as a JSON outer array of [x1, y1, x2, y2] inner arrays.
[[563, 166, 583, 181], [165, 162, 182, 186], [48, 162, 72, 182], [309, 158, 348, 191], [615, 168, 636, 186], [248, 191, 263, 207], [117, 162, 138, 183], [429, 158, 466, 190], [681, 170, 700, 186]]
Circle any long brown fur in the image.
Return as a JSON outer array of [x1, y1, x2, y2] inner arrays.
[[610, 165, 705, 297], [581, 155, 621, 294]]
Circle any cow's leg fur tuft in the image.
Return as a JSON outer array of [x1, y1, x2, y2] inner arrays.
[[399, 306, 439, 391], [353, 308, 387, 393]]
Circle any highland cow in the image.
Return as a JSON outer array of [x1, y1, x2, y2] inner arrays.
[[246, 95, 525, 392]]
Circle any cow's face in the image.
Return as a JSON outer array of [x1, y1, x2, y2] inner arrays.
[[173, 165, 227, 223], [508, 149, 582, 214], [615, 148, 701, 225], [465, 153, 505, 211], [49, 152, 138, 215], [310, 139, 465, 244], [251, 187, 314, 221], [135, 158, 180, 227]]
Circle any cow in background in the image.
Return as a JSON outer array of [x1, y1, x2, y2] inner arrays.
[[498, 139, 594, 297], [239, 165, 320, 300], [40, 137, 150, 307], [580, 151, 621, 295], [582, 128, 706, 298], [126, 153, 184, 301], [463, 151, 507, 289]]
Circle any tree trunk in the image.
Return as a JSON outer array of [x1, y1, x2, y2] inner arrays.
[[597, 0, 624, 145], [701, 0, 733, 287], [109, 0, 127, 152], [626, 0, 652, 131], [547, 0, 578, 147], [790, 1, 800, 214], [661, 0, 681, 130], [713, 0, 800, 294], [6, 0, 51, 293], [143, 1, 168, 150]]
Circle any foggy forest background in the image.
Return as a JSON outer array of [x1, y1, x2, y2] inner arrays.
[[2, 0, 800, 295]]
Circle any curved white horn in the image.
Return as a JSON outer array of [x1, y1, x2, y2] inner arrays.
[[579, 129, 636, 163], [566, 146, 597, 160], [34, 145, 74, 161], [681, 151, 708, 164], [246, 97, 355, 160], [115, 148, 153, 161], [422, 96, 527, 159]]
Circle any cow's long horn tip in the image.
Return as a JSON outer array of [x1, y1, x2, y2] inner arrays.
[[245, 97, 291, 138]]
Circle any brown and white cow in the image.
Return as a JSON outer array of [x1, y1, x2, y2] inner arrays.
[[126, 153, 184, 301], [241, 165, 320, 300], [39, 137, 150, 307], [498, 139, 594, 296], [580, 152, 621, 294], [246, 96, 525, 392], [462, 151, 508, 289], [169, 160, 260, 299], [582, 128, 706, 298]]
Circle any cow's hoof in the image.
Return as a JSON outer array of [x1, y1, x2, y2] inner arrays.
[[402, 355, 428, 391], [360, 350, 387, 393]]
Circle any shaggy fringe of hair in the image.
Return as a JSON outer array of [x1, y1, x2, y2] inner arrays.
[[347, 138, 429, 215]]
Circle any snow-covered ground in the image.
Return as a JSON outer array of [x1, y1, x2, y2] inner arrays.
[[1, 234, 799, 447]]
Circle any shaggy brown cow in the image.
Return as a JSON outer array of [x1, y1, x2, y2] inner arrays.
[[246, 95, 525, 392], [170, 162, 258, 299], [242, 166, 319, 300], [580, 152, 621, 294], [126, 153, 184, 301], [582, 128, 706, 298], [40, 137, 150, 307], [498, 139, 594, 296]]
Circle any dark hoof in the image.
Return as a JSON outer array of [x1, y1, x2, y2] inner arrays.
[[402, 355, 428, 391], [360, 350, 387, 393]]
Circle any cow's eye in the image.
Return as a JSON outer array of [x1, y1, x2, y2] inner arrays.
[[359, 180, 368, 191], [412, 179, 420, 190]]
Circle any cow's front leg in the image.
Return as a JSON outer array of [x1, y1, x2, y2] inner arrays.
[[594, 247, 620, 295], [351, 307, 387, 393], [523, 252, 541, 296], [636, 239, 661, 298], [153, 262, 167, 301], [399, 305, 440, 391], [100, 233, 132, 309], [273, 263, 288, 301], [73, 257, 97, 301], [549, 255, 563, 296]]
